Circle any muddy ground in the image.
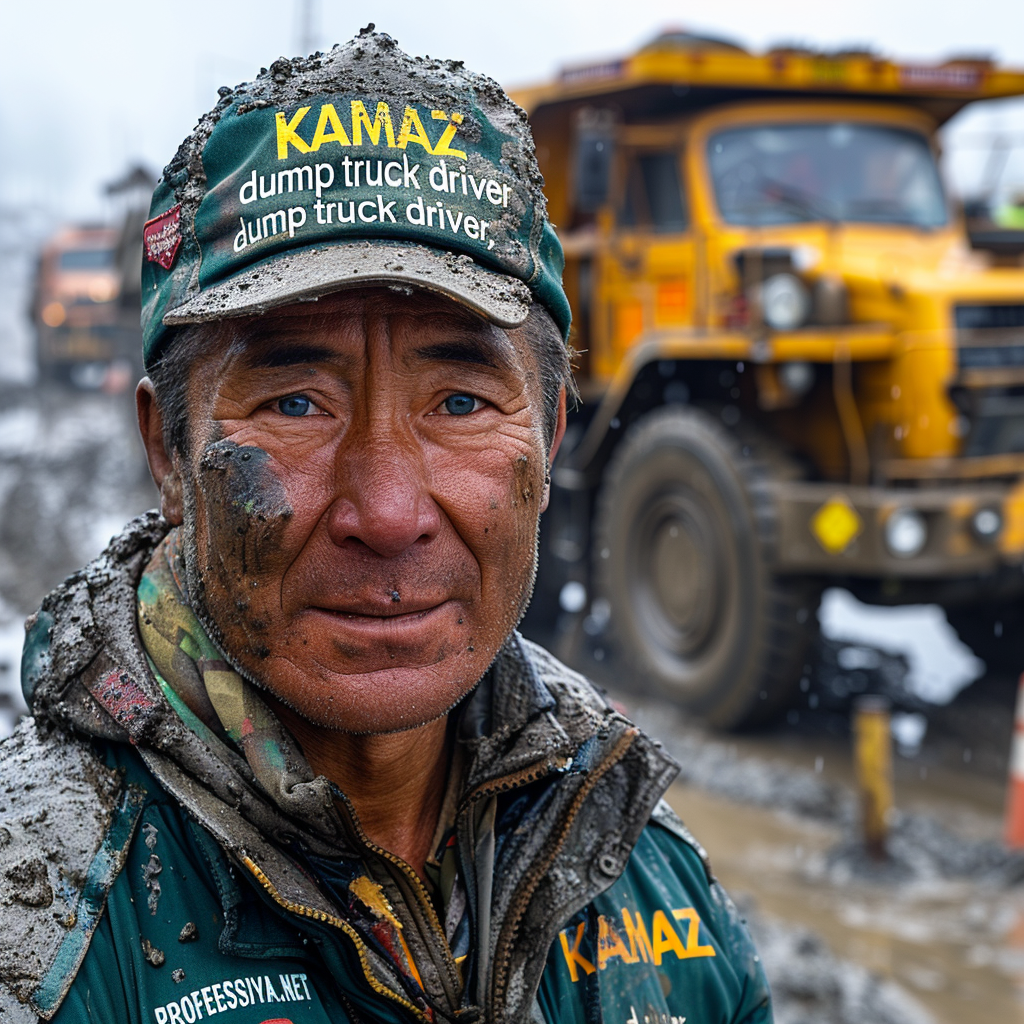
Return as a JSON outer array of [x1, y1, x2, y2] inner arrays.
[[0, 383, 1021, 1022]]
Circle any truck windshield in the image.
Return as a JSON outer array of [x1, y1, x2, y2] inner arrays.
[[708, 123, 948, 228]]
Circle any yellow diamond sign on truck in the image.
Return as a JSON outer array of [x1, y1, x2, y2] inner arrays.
[[811, 497, 863, 555], [514, 31, 1024, 728]]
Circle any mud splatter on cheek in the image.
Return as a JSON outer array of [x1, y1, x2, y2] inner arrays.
[[199, 440, 293, 568], [508, 454, 545, 549], [196, 439, 293, 655]]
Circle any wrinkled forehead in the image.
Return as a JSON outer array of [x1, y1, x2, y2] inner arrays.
[[216, 287, 524, 373]]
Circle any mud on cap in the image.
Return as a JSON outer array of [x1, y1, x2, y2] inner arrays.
[[141, 27, 570, 368]]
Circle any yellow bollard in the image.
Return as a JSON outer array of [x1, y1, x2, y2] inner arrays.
[[853, 695, 894, 859]]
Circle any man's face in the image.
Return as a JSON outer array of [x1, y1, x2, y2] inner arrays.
[[170, 290, 560, 733]]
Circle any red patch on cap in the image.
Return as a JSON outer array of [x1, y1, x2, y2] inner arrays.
[[143, 204, 182, 271]]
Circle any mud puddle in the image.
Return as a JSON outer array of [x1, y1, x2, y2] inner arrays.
[[668, 782, 1024, 1023]]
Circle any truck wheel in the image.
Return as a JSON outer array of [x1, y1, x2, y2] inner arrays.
[[593, 405, 815, 729], [945, 603, 1024, 675]]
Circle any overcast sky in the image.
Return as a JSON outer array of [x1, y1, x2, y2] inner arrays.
[[3, 0, 1024, 222]]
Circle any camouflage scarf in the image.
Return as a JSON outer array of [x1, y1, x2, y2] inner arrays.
[[136, 528, 309, 795]]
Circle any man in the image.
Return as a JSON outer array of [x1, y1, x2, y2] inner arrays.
[[4, 28, 771, 1024]]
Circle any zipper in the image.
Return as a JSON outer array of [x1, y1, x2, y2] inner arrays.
[[331, 791, 466, 1013], [324, 754, 577, 1017], [451, 750, 590, 1009], [488, 728, 639, 1011], [242, 854, 429, 1022], [323, 753, 578, 1016], [462, 755, 574, 809]]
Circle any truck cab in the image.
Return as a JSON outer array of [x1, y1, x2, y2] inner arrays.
[[32, 170, 150, 393], [514, 32, 1024, 727]]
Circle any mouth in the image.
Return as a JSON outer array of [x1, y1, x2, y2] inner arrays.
[[313, 594, 448, 618], [303, 598, 455, 636]]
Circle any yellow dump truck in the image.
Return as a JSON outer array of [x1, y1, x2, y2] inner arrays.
[[32, 226, 124, 385], [513, 32, 1024, 728], [32, 165, 152, 390]]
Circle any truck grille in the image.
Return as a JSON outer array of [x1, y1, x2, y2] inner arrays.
[[955, 303, 1024, 371], [955, 304, 1024, 330], [959, 345, 1024, 370]]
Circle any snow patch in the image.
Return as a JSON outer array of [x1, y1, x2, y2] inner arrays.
[[819, 588, 984, 705]]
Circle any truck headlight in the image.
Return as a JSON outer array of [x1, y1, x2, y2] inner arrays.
[[971, 506, 1002, 543], [884, 508, 928, 558], [760, 273, 810, 331]]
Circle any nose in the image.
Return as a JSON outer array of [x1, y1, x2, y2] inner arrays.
[[325, 436, 441, 559]]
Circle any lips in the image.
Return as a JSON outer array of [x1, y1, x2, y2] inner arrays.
[[287, 546, 472, 617], [301, 599, 457, 640], [281, 540, 478, 648], [313, 598, 446, 620]]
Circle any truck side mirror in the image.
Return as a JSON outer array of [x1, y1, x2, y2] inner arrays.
[[573, 108, 616, 215]]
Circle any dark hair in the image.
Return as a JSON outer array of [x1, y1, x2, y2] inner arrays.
[[147, 323, 213, 459], [148, 299, 576, 456], [516, 302, 579, 450]]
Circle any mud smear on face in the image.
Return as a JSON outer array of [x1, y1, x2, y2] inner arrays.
[[196, 439, 292, 661]]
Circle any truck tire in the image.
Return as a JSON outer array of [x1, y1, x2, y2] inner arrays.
[[593, 405, 815, 729]]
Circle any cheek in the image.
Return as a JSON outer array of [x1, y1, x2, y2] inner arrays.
[[430, 443, 546, 591], [193, 440, 323, 651]]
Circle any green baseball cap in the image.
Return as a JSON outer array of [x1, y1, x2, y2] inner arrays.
[[141, 27, 570, 368]]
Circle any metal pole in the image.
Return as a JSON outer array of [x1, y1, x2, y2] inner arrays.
[[853, 694, 893, 859]]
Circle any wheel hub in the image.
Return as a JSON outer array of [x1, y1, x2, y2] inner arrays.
[[637, 495, 721, 656]]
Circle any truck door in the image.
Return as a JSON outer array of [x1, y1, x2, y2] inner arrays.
[[597, 144, 697, 379]]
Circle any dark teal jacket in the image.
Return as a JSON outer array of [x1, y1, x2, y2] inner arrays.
[[3, 514, 771, 1024]]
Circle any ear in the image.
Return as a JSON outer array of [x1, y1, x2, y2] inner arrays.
[[540, 386, 568, 513], [136, 378, 184, 525]]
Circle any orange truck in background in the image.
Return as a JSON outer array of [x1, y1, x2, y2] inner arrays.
[[31, 223, 140, 390], [514, 32, 1024, 728]]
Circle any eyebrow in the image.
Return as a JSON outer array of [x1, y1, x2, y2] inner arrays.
[[237, 342, 340, 370], [414, 339, 504, 369], [226, 308, 517, 373], [412, 317, 519, 370]]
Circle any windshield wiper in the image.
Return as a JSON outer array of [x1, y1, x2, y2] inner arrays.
[[758, 178, 838, 224]]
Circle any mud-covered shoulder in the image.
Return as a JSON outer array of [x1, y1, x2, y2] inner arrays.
[[516, 634, 615, 716], [516, 634, 679, 768], [0, 719, 138, 1019], [23, 511, 168, 729]]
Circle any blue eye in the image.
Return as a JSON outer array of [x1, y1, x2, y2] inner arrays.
[[278, 395, 311, 417], [444, 394, 478, 415]]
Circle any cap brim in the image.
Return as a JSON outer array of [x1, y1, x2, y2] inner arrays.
[[162, 240, 532, 330]]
